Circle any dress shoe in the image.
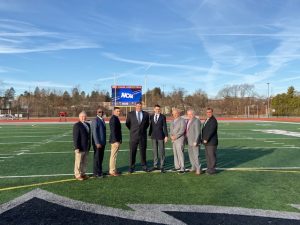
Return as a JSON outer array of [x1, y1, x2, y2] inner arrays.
[[195, 170, 201, 175], [178, 170, 185, 174], [94, 174, 104, 178], [81, 174, 89, 180], [172, 168, 180, 172], [75, 176, 84, 181], [161, 168, 166, 173], [110, 172, 120, 177], [128, 168, 135, 173], [143, 167, 150, 172]]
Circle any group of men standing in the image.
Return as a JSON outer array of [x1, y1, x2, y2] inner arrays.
[[72, 102, 218, 181]]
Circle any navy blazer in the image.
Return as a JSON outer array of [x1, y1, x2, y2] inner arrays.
[[91, 116, 106, 146], [202, 115, 218, 146], [109, 115, 122, 143], [148, 114, 168, 140], [125, 110, 149, 139], [73, 121, 91, 152]]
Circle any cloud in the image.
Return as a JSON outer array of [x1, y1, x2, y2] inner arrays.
[[102, 52, 250, 77], [0, 19, 100, 54], [2, 79, 72, 89]]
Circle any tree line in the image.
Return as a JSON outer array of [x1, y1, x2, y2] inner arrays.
[[0, 84, 299, 117]]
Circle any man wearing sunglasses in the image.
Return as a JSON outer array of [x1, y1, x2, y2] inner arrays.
[[91, 107, 107, 178]]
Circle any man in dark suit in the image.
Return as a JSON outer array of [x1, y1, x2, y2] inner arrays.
[[126, 102, 150, 173], [109, 107, 122, 176], [91, 107, 106, 178], [149, 104, 168, 173], [202, 107, 218, 175], [73, 111, 91, 181]]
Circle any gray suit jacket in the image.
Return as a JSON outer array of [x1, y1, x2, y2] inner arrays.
[[186, 117, 201, 146], [170, 117, 186, 144]]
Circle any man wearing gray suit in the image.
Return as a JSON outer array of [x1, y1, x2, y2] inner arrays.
[[185, 109, 202, 175], [170, 108, 186, 173]]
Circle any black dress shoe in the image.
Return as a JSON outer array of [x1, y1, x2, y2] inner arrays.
[[172, 168, 180, 172], [143, 167, 150, 172], [94, 174, 104, 179], [178, 170, 185, 174], [128, 168, 135, 173]]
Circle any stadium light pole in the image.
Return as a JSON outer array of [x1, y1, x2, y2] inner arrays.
[[144, 64, 152, 108], [114, 74, 117, 107], [267, 82, 270, 118]]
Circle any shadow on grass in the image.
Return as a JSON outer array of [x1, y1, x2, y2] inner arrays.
[[112, 145, 276, 175]]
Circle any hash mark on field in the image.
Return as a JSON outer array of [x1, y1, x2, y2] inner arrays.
[[264, 140, 275, 142], [272, 143, 284, 145], [0, 156, 14, 159]]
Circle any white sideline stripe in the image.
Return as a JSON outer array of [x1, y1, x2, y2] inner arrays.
[[272, 143, 285, 144], [264, 140, 275, 142], [253, 129, 300, 137], [241, 146, 300, 149], [1, 167, 300, 179], [218, 167, 300, 170], [2, 146, 300, 156], [0, 174, 74, 178], [0, 156, 14, 159]]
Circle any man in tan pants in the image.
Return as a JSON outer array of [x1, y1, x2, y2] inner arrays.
[[73, 111, 91, 181], [109, 107, 122, 176]]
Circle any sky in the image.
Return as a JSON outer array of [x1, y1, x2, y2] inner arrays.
[[1, 0, 300, 98]]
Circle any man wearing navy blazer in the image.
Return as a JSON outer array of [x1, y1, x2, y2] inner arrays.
[[73, 111, 91, 181], [126, 102, 150, 173], [91, 107, 106, 178], [109, 107, 122, 176], [149, 104, 168, 173], [202, 107, 218, 175]]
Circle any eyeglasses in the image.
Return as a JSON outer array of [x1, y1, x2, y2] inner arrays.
[[97, 111, 103, 113]]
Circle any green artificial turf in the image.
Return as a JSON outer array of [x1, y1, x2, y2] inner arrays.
[[0, 121, 299, 212]]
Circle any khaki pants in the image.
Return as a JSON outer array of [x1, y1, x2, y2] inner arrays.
[[109, 142, 120, 174], [74, 150, 89, 178]]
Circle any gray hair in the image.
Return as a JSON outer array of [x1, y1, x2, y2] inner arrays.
[[187, 109, 195, 115], [79, 111, 87, 117]]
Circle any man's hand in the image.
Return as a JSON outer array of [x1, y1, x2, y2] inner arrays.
[[193, 142, 198, 147], [171, 135, 176, 141], [164, 137, 168, 143], [203, 140, 207, 144], [96, 144, 102, 148]]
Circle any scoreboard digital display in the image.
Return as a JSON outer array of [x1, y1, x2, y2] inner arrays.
[[111, 85, 142, 106]]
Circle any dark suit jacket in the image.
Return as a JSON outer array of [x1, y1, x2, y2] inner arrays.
[[91, 116, 106, 146], [109, 115, 122, 144], [148, 114, 168, 140], [126, 110, 149, 139], [202, 115, 218, 146], [73, 121, 91, 152]]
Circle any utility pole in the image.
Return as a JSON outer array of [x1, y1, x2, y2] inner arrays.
[[267, 82, 270, 118]]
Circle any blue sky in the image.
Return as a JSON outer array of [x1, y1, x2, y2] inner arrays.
[[1, 0, 300, 97]]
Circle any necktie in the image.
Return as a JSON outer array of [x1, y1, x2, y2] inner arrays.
[[138, 112, 142, 124], [155, 114, 158, 123]]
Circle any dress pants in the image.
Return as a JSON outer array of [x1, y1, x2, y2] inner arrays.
[[109, 142, 120, 174], [205, 145, 217, 174], [74, 150, 89, 178], [152, 139, 165, 168], [129, 137, 147, 169], [188, 145, 201, 172], [172, 140, 185, 171], [93, 145, 105, 176]]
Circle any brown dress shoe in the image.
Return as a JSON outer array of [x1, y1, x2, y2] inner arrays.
[[81, 174, 89, 180], [110, 172, 120, 177], [75, 176, 84, 181]]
